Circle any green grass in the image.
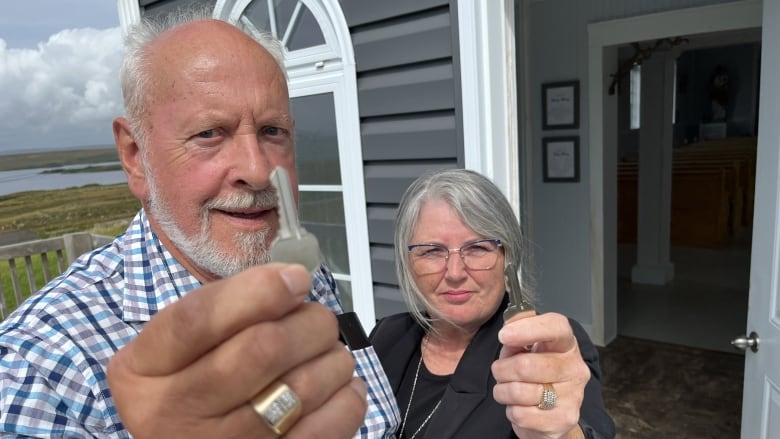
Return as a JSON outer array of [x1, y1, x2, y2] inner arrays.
[[1, 252, 64, 318], [0, 184, 140, 238], [0, 184, 137, 317], [0, 184, 139, 316], [0, 149, 140, 317], [0, 179, 141, 318]]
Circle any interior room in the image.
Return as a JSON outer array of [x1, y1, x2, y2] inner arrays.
[[602, 30, 760, 438], [615, 32, 759, 353]]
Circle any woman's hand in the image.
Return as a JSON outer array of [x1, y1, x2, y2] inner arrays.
[[492, 312, 590, 439]]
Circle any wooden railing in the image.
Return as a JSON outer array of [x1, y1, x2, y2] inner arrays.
[[0, 233, 113, 319]]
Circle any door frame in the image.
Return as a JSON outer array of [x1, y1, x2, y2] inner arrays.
[[586, 0, 763, 345], [457, 0, 522, 217]]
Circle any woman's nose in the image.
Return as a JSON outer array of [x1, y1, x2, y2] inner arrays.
[[444, 251, 468, 279]]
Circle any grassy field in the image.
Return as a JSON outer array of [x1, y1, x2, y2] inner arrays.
[[1, 149, 139, 316], [0, 146, 136, 238], [0, 252, 63, 318], [0, 184, 140, 315], [0, 184, 140, 238]]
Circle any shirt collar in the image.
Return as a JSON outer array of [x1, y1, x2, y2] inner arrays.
[[120, 209, 202, 322]]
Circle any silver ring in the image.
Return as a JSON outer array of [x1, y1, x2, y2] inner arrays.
[[251, 381, 302, 435], [538, 383, 557, 410]]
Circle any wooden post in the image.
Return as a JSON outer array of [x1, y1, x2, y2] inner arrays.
[[63, 233, 93, 265]]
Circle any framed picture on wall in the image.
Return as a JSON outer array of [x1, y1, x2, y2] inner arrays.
[[543, 136, 580, 182], [542, 80, 580, 130]]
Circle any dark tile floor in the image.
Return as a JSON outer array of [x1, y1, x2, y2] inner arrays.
[[607, 222, 750, 437], [598, 336, 744, 438]]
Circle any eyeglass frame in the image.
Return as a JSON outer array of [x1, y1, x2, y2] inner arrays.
[[406, 238, 503, 274]]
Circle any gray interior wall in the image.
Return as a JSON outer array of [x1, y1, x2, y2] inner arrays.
[[342, 0, 463, 319], [526, 0, 738, 329]]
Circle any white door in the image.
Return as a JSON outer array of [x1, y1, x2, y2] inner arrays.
[[740, 1, 780, 437]]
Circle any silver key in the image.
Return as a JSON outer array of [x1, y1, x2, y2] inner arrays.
[[503, 263, 536, 322], [269, 167, 321, 272]]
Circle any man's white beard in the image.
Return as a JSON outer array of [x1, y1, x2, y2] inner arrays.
[[146, 172, 277, 279]]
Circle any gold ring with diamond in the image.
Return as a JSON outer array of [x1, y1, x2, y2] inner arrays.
[[538, 382, 557, 410], [251, 381, 302, 435]]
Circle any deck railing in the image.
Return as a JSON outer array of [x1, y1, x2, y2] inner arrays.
[[0, 233, 113, 320]]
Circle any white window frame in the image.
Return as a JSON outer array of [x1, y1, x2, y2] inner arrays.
[[216, 0, 374, 328], [630, 64, 642, 129], [457, 0, 520, 218]]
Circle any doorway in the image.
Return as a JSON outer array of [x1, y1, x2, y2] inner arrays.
[[614, 33, 760, 354], [586, 0, 761, 349]]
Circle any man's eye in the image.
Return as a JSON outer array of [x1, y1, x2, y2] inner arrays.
[[197, 129, 218, 139], [263, 126, 282, 136]]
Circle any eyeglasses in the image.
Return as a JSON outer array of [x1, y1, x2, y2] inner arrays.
[[407, 238, 503, 275]]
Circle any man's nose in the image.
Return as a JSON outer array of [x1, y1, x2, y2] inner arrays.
[[231, 134, 273, 190]]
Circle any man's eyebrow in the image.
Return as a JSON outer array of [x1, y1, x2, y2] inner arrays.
[[259, 114, 294, 126]]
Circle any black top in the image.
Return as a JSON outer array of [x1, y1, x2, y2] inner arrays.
[[369, 296, 616, 439], [396, 348, 449, 439]]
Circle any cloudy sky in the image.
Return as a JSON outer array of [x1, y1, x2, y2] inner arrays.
[[0, 0, 123, 154]]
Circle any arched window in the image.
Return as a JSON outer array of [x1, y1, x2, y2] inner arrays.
[[213, 0, 374, 324]]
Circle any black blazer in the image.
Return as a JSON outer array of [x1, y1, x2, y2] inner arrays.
[[370, 298, 615, 439]]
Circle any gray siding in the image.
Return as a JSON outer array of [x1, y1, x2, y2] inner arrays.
[[344, 1, 463, 318], [341, 0, 449, 27], [140, 0, 215, 15]]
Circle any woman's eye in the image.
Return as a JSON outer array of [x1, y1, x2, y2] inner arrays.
[[423, 247, 447, 258], [463, 244, 488, 256]]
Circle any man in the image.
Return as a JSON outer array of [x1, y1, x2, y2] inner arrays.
[[0, 9, 399, 439]]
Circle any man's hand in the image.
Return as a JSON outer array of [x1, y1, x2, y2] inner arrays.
[[107, 264, 367, 438], [492, 313, 590, 439]]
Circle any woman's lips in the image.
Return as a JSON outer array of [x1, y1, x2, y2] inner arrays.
[[441, 290, 474, 304]]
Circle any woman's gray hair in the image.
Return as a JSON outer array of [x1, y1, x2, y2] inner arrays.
[[394, 168, 536, 331], [119, 5, 286, 149]]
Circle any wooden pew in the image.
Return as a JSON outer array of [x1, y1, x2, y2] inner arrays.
[[617, 164, 732, 248], [673, 146, 756, 226], [617, 136, 757, 248], [669, 168, 731, 248]]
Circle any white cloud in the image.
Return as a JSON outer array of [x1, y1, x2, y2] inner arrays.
[[0, 27, 124, 152]]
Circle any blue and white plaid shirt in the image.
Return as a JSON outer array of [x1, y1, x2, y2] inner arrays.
[[0, 210, 399, 438]]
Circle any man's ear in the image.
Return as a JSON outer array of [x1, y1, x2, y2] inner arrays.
[[113, 117, 149, 201]]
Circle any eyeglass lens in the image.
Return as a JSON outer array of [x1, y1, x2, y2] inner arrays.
[[408, 239, 501, 274]]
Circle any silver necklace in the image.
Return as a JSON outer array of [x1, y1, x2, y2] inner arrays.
[[398, 335, 443, 439]]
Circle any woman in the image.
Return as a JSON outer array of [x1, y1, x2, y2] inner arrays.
[[370, 169, 615, 439]]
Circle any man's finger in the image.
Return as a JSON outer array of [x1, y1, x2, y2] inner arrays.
[[285, 377, 368, 439], [171, 302, 347, 413], [120, 264, 311, 375]]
